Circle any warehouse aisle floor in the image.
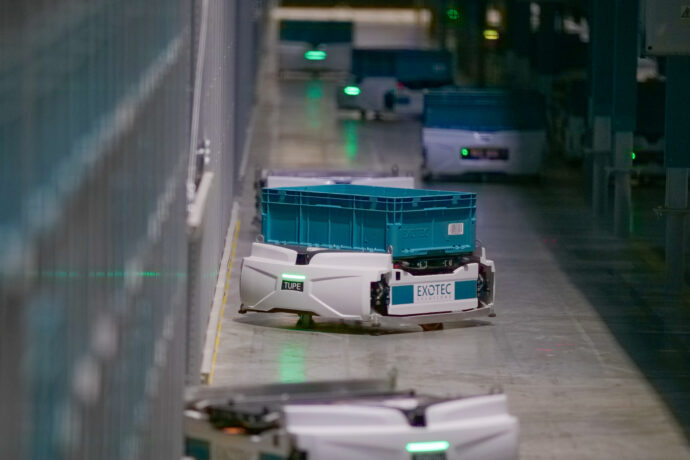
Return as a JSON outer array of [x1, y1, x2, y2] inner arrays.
[[212, 16, 690, 460]]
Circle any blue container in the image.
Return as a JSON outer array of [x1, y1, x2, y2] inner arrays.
[[352, 49, 453, 89], [424, 89, 546, 131], [262, 185, 477, 258]]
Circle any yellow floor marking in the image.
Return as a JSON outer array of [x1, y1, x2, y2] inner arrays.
[[208, 220, 241, 384]]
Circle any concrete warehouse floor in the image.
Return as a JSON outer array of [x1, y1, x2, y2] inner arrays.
[[211, 13, 690, 460]]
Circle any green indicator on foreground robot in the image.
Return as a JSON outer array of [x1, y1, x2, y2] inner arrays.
[[406, 441, 451, 453]]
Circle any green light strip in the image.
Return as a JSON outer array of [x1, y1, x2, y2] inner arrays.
[[304, 50, 327, 61], [28, 270, 186, 279], [406, 441, 450, 453], [282, 273, 306, 281], [343, 86, 361, 96]]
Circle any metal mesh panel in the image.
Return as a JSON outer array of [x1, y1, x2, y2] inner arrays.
[[0, 0, 192, 459], [186, 0, 235, 384], [185, 0, 264, 384], [0, 0, 263, 456]]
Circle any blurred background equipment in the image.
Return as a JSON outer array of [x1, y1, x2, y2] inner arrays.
[[422, 88, 546, 178], [337, 48, 454, 119], [278, 20, 354, 76]]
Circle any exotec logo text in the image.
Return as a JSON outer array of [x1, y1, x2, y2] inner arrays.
[[414, 282, 454, 304], [417, 283, 451, 297]]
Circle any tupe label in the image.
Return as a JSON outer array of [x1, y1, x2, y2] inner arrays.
[[281, 280, 304, 292]]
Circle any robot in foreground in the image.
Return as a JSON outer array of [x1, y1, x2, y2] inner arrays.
[[185, 378, 519, 460]]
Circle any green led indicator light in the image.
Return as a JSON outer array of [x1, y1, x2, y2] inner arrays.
[[406, 441, 450, 453], [461, 148, 469, 157], [304, 50, 327, 61], [631, 151, 636, 160], [282, 273, 306, 281], [446, 8, 460, 21], [343, 86, 361, 96]]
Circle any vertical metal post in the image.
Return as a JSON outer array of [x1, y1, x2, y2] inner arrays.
[[666, 169, 688, 290], [611, 0, 638, 237], [588, 0, 615, 215], [612, 131, 633, 235], [460, 0, 487, 85], [590, 129, 611, 216], [507, 0, 532, 88], [535, 1, 559, 93], [436, 0, 448, 49], [476, 0, 487, 86], [664, 57, 690, 290]]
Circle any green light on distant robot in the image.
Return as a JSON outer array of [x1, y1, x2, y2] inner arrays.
[[282, 273, 306, 281], [406, 441, 450, 453], [461, 148, 470, 157], [343, 86, 361, 96], [631, 151, 636, 160], [447, 8, 460, 21], [483, 29, 500, 40], [304, 50, 327, 61]]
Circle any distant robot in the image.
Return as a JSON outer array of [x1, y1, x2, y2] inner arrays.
[[337, 49, 454, 119], [422, 89, 547, 178], [279, 20, 353, 75], [185, 379, 519, 460], [256, 166, 415, 190]]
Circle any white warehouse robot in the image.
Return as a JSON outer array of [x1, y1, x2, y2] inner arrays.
[[422, 89, 547, 178], [256, 167, 416, 190], [278, 20, 353, 75], [240, 184, 495, 330], [337, 49, 454, 119], [185, 379, 519, 460]]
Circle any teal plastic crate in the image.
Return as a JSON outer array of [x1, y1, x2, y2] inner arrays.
[[424, 89, 546, 131], [352, 49, 453, 89], [261, 184, 476, 258]]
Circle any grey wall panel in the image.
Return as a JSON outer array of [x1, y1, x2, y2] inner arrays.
[[222, 0, 239, 219], [186, 0, 237, 384], [0, 0, 264, 456], [235, 0, 257, 184], [0, 292, 24, 459], [185, 0, 263, 384], [0, 0, 192, 459]]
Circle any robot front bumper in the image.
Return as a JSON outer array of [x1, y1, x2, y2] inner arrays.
[[185, 380, 519, 460], [239, 243, 495, 324], [284, 393, 518, 460]]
